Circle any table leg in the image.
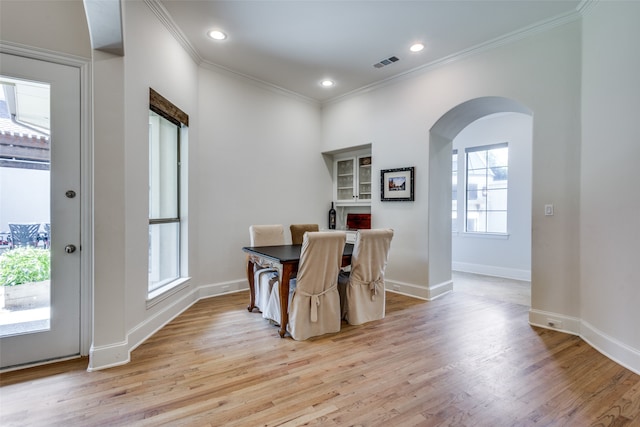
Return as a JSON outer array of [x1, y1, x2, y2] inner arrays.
[[278, 263, 294, 338], [246, 257, 256, 312]]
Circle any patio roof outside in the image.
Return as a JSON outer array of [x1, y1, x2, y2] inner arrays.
[[0, 81, 50, 241], [0, 80, 50, 171]]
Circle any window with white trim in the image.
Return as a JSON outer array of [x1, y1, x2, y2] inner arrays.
[[452, 149, 458, 232], [148, 89, 188, 296], [465, 143, 508, 234]]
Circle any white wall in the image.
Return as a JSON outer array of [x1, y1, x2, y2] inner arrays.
[[90, 47, 126, 365], [0, 168, 50, 232], [580, 1, 640, 372], [90, 1, 328, 368], [195, 66, 325, 284], [87, 1, 200, 368], [0, 0, 91, 58], [452, 113, 533, 281], [121, 0, 200, 334], [322, 21, 582, 312]]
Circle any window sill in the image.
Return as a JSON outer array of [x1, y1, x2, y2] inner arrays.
[[146, 277, 191, 309], [461, 232, 510, 240]]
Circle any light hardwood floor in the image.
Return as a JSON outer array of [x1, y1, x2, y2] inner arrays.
[[453, 271, 531, 306], [1, 280, 639, 426]]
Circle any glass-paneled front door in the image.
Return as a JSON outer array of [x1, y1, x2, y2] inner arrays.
[[0, 53, 81, 369]]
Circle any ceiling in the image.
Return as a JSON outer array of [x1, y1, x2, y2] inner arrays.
[[156, 0, 583, 103]]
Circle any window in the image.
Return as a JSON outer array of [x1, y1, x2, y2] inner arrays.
[[452, 150, 458, 232], [465, 143, 508, 234], [148, 89, 189, 296]]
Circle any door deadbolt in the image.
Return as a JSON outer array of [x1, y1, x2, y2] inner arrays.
[[65, 244, 77, 254], [65, 190, 76, 198]]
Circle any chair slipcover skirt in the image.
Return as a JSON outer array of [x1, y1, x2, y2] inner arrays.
[[288, 231, 345, 340], [248, 224, 285, 313], [265, 231, 346, 340], [341, 229, 393, 325]]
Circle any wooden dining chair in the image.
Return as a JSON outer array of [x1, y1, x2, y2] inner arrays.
[[290, 223, 319, 245], [248, 224, 285, 313], [285, 231, 346, 340], [338, 228, 394, 325]]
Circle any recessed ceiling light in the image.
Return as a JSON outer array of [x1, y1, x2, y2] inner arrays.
[[320, 79, 335, 88], [208, 30, 227, 41], [410, 43, 424, 53]]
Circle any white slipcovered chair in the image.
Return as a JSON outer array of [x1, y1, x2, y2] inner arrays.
[[265, 231, 346, 340], [338, 229, 394, 325], [248, 224, 285, 313]]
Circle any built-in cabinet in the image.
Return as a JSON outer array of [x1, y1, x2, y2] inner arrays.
[[334, 155, 372, 205], [324, 146, 372, 230]]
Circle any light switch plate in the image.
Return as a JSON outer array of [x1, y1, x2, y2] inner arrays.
[[544, 204, 554, 216]]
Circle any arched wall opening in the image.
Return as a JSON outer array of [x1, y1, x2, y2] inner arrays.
[[427, 96, 533, 298]]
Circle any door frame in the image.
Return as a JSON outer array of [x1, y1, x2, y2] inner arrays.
[[0, 42, 93, 367]]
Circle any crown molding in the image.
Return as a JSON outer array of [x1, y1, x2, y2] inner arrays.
[[144, 0, 202, 65], [144, 0, 317, 105], [199, 60, 318, 106], [576, 0, 599, 16], [144, 0, 585, 107], [323, 7, 583, 106]]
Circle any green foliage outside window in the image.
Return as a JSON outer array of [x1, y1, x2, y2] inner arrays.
[[0, 247, 51, 286]]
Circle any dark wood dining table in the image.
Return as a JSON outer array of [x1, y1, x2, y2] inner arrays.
[[242, 243, 354, 337]]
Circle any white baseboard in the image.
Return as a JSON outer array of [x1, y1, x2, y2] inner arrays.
[[385, 279, 429, 300], [429, 279, 454, 300], [452, 262, 531, 281], [385, 279, 451, 301], [528, 309, 581, 335], [88, 279, 248, 371], [87, 340, 130, 371], [88, 288, 197, 371], [529, 309, 640, 376], [581, 320, 640, 376], [197, 279, 248, 299]]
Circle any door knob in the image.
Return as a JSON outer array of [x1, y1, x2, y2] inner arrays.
[[65, 244, 77, 254]]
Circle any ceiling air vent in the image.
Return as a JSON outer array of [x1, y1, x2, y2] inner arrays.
[[373, 56, 399, 69]]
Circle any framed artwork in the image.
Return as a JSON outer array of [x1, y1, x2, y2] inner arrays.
[[381, 167, 414, 201]]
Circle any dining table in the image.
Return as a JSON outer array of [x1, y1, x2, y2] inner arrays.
[[242, 243, 354, 338]]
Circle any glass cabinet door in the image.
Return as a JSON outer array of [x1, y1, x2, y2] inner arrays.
[[358, 156, 372, 201], [336, 158, 355, 202]]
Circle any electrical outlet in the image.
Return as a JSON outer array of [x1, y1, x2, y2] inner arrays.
[[393, 285, 400, 291], [222, 286, 230, 292], [547, 318, 563, 329]]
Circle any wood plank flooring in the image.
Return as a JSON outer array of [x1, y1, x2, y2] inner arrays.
[[1, 286, 639, 426], [452, 271, 531, 306]]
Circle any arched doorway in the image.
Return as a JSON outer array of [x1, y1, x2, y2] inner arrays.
[[427, 96, 532, 298]]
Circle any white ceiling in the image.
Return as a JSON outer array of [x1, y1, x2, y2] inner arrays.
[[156, 0, 583, 103]]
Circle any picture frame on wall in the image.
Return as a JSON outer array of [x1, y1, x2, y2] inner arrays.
[[381, 167, 414, 201]]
